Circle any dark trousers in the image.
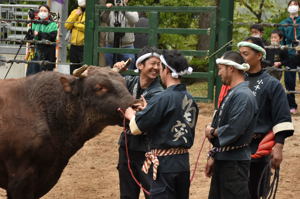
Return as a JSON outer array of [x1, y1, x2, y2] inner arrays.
[[285, 57, 298, 109], [70, 45, 84, 75], [209, 160, 250, 199], [249, 161, 271, 199], [150, 172, 190, 199], [118, 147, 151, 199]]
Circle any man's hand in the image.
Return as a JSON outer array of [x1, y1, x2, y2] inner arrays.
[[271, 143, 283, 169], [205, 157, 214, 177], [112, 61, 128, 72], [34, 31, 38, 36], [106, 3, 113, 8], [124, 107, 136, 121], [76, 7, 82, 15], [132, 96, 147, 111], [273, 62, 282, 68], [205, 124, 214, 140]]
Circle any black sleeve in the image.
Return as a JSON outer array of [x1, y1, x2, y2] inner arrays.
[[37, 31, 57, 42], [280, 49, 289, 66]]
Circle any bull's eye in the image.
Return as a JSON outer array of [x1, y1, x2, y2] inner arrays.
[[94, 84, 108, 95]]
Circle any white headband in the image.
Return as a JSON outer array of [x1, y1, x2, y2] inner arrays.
[[135, 52, 161, 68], [237, 41, 266, 59], [160, 55, 193, 78], [216, 58, 250, 71]]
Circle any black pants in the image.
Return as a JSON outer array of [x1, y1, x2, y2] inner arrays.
[[209, 160, 250, 199], [150, 172, 190, 199], [70, 45, 84, 75], [249, 161, 271, 199], [118, 147, 151, 199], [284, 57, 299, 109]]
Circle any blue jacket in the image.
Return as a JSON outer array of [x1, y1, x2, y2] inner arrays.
[[279, 16, 300, 56]]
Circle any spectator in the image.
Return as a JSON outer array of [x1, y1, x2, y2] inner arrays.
[[265, 29, 289, 80], [279, 0, 300, 114], [134, 12, 149, 49], [250, 24, 268, 46], [65, 0, 86, 75], [26, 4, 58, 76], [103, 0, 139, 69]]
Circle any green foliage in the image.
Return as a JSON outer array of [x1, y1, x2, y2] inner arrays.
[[233, 0, 291, 46]]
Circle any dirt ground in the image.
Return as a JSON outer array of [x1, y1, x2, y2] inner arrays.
[[0, 102, 299, 199]]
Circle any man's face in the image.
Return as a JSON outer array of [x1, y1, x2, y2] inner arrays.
[[218, 64, 232, 85], [271, 33, 281, 44], [250, 29, 263, 38], [138, 57, 161, 80], [239, 46, 262, 68]]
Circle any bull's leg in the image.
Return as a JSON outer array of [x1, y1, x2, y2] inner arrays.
[[6, 167, 38, 199]]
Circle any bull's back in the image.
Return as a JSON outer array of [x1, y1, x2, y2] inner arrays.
[[0, 78, 47, 152]]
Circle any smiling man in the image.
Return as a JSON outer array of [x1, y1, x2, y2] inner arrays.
[[113, 46, 164, 199], [124, 50, 198, 199]]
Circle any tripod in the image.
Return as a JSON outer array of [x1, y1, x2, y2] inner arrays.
[[4, 25, 34, 79]]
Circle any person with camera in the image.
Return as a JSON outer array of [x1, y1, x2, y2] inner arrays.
[[65, 0, 86, 74], [279, 0, 300, 114], [103, 0, 139, 69], [26, 4, 58, 76]]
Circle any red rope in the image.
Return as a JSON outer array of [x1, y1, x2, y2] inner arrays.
[[118, 108, 151, 196], [190, 136, 206, 182], [117, 108, 206, 193]]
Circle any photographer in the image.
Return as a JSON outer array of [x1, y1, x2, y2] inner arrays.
[[102, 0, 138, 69], [279, 0, 300, 114], [26, 4, 58, 76], [65, 0, 86, 74]]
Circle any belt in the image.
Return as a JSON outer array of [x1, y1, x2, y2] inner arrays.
[[208, 143, 249, 158], [142, 148, 188, 180]]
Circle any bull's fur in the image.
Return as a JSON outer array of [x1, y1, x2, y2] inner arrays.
[[0, 67, 134, 199]]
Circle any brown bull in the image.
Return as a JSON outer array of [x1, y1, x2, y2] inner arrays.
[[0, 66, 134, 199]]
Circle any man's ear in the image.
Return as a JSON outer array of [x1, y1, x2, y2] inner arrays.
[[137, 63, 144, 71], [60, 77, 75, 93]]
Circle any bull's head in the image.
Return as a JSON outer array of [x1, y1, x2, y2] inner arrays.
[[59, 66, 134, 125]]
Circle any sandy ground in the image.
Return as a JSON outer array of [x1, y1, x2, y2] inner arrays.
[[0, 102, 299, 199]]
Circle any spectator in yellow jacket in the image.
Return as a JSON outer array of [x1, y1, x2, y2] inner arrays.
[[65, 0, 86, 74]]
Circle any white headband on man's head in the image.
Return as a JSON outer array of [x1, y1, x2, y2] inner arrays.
[[216, 58, 250, 71], [237, 41, 266, 59], [135, 52, 161, 68], [160, 55, 193, 78]]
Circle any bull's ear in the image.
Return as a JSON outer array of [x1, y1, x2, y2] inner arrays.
[[60, 77, 73, 93]]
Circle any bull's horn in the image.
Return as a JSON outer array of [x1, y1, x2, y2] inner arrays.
[[72, 65, 89, 77]]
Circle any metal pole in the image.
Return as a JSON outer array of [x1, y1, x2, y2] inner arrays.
[[214, 0, 234, 107], [60, 0, 69, 63]]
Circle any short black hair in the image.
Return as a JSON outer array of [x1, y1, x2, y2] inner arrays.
[[222, 51, 245, 65], [137, 46, 161, 65], [162, 50, 189, 75], [271, 29, 284, 39], [250, 24, 264, 33]]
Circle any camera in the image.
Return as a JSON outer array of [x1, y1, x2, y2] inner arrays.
[[292, 40, 300, 47], [114, 0, 124, 6], [28, 9, 39, 20]]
